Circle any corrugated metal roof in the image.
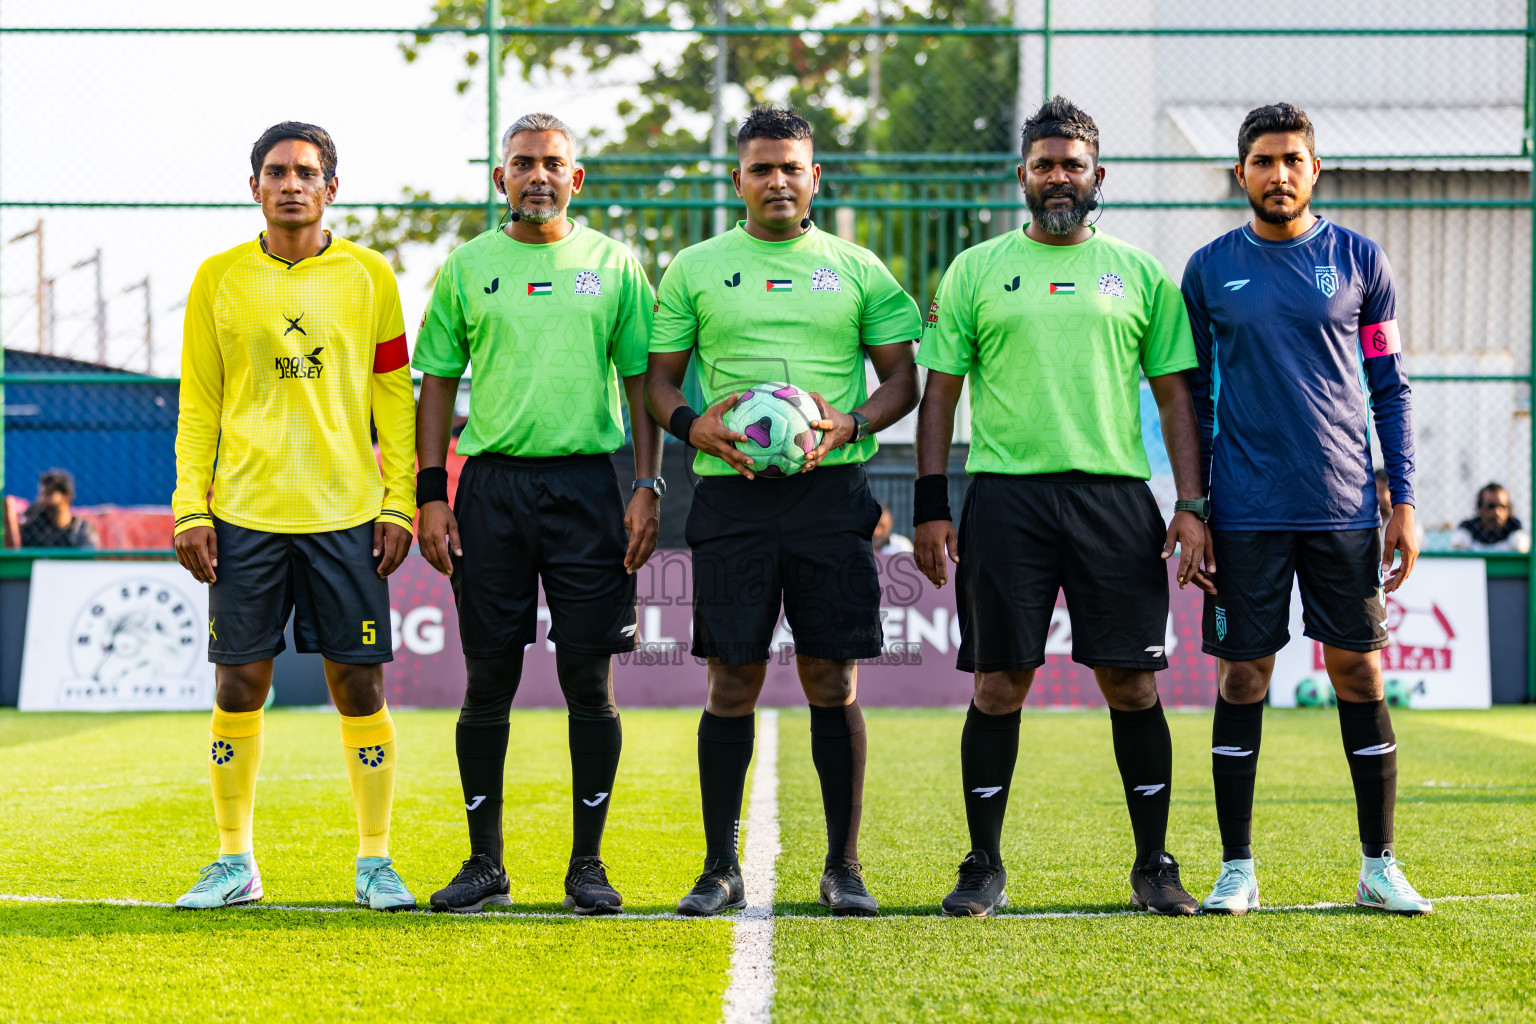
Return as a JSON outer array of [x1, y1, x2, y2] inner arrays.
[[1166, 104, 1531, 171]]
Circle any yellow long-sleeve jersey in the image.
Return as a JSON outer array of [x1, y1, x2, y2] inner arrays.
[[172, 233, 416, 537]]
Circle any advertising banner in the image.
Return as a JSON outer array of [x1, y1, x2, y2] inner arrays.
[[385, 551, 1216, 709], [19, 561, 215, 711], [1268, 557, 1491, 709]]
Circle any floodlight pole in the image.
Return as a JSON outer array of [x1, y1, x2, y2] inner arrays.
[[71, 249, 106, 364], [123, 276, 151, 373], [711, 0, 728, 236]]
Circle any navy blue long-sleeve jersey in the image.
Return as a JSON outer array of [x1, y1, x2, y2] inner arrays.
[[1181, 218, 1413, 530]]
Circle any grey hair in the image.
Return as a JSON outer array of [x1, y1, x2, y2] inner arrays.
[[500, 112, 577, 159]]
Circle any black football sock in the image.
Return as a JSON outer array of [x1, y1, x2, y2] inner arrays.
[[558, 649, 622, 860], [456, 722, 509, 863], [456, 652, 524, 864], [1337, 697, 1398, 858], [698, 710, 755, 865], [809, 701, 866, 867], [960, 701, 1021, 863], [1211, 695, 1264, 861], [1110, 698, 1173, 866]]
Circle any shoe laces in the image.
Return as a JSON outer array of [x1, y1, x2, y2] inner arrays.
[[1208, 863, 1254, 901], [955, 855, 999, 892], [569, 857, 611, 890], [451, 855, 501, 888], [1143, 856, 1183, 889], [1372, 855, 1420, 898], [360, 862, 408, 896], [690, 863, 738, 894], [826, 861, 868, 895], [188, 861, 236, 893]]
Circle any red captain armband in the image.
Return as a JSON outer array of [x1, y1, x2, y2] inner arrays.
[[373, 334, 409, 373], [1359, 320, 1401, 359]]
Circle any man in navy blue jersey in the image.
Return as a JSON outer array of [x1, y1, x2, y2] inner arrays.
[[1182, 103, 1430, 916]]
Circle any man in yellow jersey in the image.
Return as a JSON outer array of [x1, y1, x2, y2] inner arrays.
[[170, 122, 417, 911]]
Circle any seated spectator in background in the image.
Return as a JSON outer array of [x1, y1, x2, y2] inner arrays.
[[873, 501, 914, 555], [19, 469, 99, 549], [1451, 482, 1530, 553]]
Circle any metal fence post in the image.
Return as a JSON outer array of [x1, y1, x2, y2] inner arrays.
[[1527, 0, 1536, 701], [486, 0, 500, 233]]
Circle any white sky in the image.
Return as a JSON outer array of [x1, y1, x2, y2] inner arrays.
[[0, 0, 678, 372]]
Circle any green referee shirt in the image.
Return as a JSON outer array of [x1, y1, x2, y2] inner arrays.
[[651, 222, 922, 476], [918, 226, 1197, 478], [412, 223, 654, 457]]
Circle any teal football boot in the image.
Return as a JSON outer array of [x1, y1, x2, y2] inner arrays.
[[175, 853, 263, 909], [1356, 853, 1432, 915], [356, 856, 417, 912], [1200, 858, 1260, 915]]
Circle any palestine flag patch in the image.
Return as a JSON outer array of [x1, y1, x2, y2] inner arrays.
[[527, 282, 553, 296], [766, 279, 793, 292], [1049, 282, 1075, 295]]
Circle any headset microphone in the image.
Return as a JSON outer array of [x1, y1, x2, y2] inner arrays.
[[510, 210, 521, 222], [800, 199, 813, 231], [1083, 182, 1103, 213]]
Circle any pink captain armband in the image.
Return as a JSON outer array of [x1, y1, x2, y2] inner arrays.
[[1359, 319, 1401, 358]]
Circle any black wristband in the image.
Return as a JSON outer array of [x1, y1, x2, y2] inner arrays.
[[668, 405, 701, 445], [416, 466, 449, 507], [913, 474, 952, 526]]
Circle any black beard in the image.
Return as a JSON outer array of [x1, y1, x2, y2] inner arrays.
[[1025, 183, 1094, 235], [1249, 189, 1310, 225]]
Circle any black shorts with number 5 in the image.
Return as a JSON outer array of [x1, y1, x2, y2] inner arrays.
[[1201, 528, 1388, 660], [207, 516, 392, 665]]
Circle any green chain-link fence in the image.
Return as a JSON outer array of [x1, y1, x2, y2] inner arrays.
[[3, 3, 1534, 695]]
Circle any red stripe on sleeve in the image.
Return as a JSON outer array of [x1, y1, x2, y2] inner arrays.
[[373, 334, 408, 373]]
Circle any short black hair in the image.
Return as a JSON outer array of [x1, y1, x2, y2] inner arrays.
[[38, 468, 74, 501], [1020, 96, 1099, 161], [1238, 103, 1315, 165], [250, 121, 338, 181], [1479, 482, 1510, 505], [735, 105, 813, 154]]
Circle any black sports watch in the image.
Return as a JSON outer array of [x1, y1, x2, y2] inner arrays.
[[633, 477, 667, 498], [1174, 497, 1211, 522], [849, 410, 873, 443]]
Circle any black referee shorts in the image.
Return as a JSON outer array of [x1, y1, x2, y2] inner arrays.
[[955, 472, 1170, 673], [686, 464, 883, 665], [207, 516, 392, 665], [1202, 528, 1388, 661], [450, 453, 638, 659]]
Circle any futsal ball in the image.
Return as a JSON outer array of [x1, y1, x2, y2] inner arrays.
[[722, 382, 824, 477], [1383, 678, 1414, 709], [1295, 677, 1337, 708]]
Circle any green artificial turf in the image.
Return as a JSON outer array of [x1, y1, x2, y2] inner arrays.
[[0, 706, 1531, 1023], [774, 707, 1536, 1022]]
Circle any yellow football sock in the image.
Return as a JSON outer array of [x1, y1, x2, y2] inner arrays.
[[209, 707, 263, 856], [340, 705, 396, 859]]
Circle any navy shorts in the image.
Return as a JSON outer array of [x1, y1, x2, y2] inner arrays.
[[207, 517, 391, 665], [1202, 528, 1388, 660]]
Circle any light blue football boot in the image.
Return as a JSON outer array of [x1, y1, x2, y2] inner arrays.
[[355, 856, 417, 912], [1200, 857, 1260, 915], [1356, 853, 1432, 915], [175, 853, 263, 909]]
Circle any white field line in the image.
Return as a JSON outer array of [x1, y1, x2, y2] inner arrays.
[[0, 891, 1521, 922], [721, 707, 780, 1024]]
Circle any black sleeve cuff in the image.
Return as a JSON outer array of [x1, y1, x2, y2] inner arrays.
[[913, 474, 952, 526], [416, 466, 450, 507], [668, 406, 701, 445]]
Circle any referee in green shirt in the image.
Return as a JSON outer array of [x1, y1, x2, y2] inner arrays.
[[413, 113, 663, 915], [914, 97, 1213, 917], [647, 106, 923, 917]]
